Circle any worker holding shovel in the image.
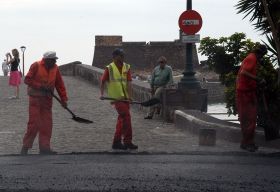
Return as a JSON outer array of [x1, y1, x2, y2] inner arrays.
[[236, 44, 267, 152], [21, 51, 68, 155], [100, 48, 138, 150]]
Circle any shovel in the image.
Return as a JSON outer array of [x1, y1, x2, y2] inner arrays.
[[100, 96, 160, 107], [261, 93, 279, 141], [51, 92, 93, 124]]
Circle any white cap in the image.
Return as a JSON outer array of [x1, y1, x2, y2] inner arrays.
[[43, 51, 58, 60]]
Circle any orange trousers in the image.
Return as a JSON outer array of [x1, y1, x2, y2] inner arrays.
[[113, 101, 132, 144], [236, 90, 257, 145], [23, 96, 53, 150]]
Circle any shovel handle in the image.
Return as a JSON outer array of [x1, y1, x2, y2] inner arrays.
[[100, 96, 142, 105], [51, 92, 76, 117], [262, 93, 268, 112]]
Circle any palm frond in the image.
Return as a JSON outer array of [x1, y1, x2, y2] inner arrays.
[[262, 34, 278, 65]]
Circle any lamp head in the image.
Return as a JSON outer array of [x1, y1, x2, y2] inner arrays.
[[20, 46, 26, 53]]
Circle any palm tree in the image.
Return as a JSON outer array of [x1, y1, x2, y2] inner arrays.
[[236, 0, 280, 66]]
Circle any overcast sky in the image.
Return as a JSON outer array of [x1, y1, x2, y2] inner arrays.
[[0, 0, 265, 75]]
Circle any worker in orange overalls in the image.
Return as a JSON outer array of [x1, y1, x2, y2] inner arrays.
[[100, 48, 138, 150], [236, 44, 267, 152], [21, 51, 68, 155]]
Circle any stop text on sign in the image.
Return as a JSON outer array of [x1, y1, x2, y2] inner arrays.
[[178, 10, 202, 35], [182, 20, 200, 25]]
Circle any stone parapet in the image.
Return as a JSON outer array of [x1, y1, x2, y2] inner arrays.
[[162, 88, 208, 122], [175, 110, 241, 142], [59, 63, 151, 108], [58, 61, 82, 76]]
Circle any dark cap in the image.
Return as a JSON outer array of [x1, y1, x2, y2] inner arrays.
[[112, 48, 124, 57], [254, 44, 267, 55]]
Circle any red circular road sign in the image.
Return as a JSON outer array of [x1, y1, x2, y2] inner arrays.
[[178, 10, 202, 35]]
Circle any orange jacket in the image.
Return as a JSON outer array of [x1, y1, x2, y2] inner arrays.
[[24, 60, 68, 102], [236, 53, 257, 91]]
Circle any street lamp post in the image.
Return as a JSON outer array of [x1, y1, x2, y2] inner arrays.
[[20, 46, 26, 76], [159, 0, 208, 119], [178, 0, 201, 89]]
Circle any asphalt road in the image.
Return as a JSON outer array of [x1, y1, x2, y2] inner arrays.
[[0, 153, 279, 192]]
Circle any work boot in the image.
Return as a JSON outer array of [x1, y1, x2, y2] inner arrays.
[[39, 149, 58, 155], [246, 144, 258, 152], [250, 144, 258, 151], [124, 143, 138, 150], [240, 143, 247, 150], [20, 147, 28, 155], [112, 141, 127, 150], [240, 144, 258, 152]]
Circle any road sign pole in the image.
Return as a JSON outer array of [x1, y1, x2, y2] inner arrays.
[[187, 0, 191, 10], [178, 0, 201, 89]]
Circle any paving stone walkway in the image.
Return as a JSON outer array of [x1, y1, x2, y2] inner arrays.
[[0, 76, 278, 155]]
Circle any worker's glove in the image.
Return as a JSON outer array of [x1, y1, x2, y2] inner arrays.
[[100, 96, 105, 100], [40, 85, 52, 91], [167, 84, 176, 88], [40, 85, 53, 95], [256, 78, 267, 91], [151, 87, 155, 95], [257, 78, 266, 86]]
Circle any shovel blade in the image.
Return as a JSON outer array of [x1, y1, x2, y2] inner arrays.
[[72, 116, 93, 124], [141, 98, 160, 107]]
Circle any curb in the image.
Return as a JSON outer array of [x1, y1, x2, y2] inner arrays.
[[0, 151, 279, 158], [174, 109, 280, 149]]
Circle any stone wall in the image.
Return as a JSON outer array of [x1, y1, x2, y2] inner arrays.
[[95, 35, 122, 46], [59, 63, 225, 105], [92, 35, 199, 70], [201, 82, 225, 103]]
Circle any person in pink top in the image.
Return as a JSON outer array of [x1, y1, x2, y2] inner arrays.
[[6, 49, 21, 99]]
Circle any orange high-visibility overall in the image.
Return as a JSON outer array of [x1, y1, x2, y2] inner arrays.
[[236, 53, 257, 145], [23, 60, 67, 151]]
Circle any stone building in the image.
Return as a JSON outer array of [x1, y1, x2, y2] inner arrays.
[[92, 35, 200, 70]]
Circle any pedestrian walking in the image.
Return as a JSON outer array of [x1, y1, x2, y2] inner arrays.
[[5, 49, 21, 99], [236, 44, 267, 152], [21, 51, 68, 155], [100, 48, 138, 150], [144, 56, 174, 119], [2, 59, 9, 76]]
